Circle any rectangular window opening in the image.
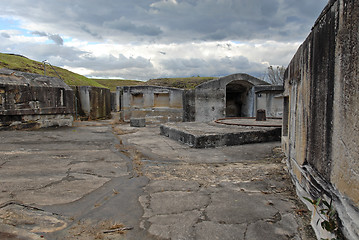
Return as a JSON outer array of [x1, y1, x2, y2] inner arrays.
[[131, 93, 144, 108], [154, 93, 170, 108]]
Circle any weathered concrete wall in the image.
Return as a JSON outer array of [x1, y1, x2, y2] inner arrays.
[[194, 74, 270, 122], [182, 89, 195, 122], [110, 92, 117, 112], [0, 68, 74, 129], [120, 85, 184, 123], [283, 1, 359, 239], [73, 86, 111, 120], [254, 85, 284, 118]]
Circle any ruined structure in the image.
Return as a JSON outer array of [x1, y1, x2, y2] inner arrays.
[[73, 86, 111, 120], [115, 74, 283, 124], [0, 68, 74, 129], [283, 0, 359, 239], [191, 74, 283, 122], [118, 85, 184, 123]]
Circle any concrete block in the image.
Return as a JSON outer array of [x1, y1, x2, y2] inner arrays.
[[130, 118, 146, 127]]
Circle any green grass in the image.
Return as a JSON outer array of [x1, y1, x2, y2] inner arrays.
[[0, 53, 105, 88], [92, 79, 144, 91], [146, 77, 217, 89]]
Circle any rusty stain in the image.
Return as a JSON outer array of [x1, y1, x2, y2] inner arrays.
[[215, 117, 282, 127]]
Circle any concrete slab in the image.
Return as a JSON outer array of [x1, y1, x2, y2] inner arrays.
[[160, 122, 281, 148], [0, 122, 153, 240], [0, 121, 315, 240], [116, 123, 315, 240]]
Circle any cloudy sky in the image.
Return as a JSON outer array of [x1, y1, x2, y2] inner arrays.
[[0, 0, 328, 80]]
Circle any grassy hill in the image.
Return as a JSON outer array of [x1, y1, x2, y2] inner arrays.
[[0, 53, 105, 88], [146, 77, 217, 89], [92, 77, 216, 91], [92, 79, 143, 91], [1, 53, 216, 90]]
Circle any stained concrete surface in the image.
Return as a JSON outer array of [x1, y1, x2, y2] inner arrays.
[[160, 121, 281, 148], [0, 120, 315, 239], [0, 120, 150, 239]]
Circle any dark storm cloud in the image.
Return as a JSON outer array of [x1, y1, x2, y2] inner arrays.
[[1, 0, 329, 79], [2, 0, 328, 43]]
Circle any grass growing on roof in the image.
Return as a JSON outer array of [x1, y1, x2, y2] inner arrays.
[[0, 53, 106, 88]]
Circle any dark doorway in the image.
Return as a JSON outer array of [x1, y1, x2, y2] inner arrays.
[[226, 91, 242, 117], [225, 80, 253, 117]]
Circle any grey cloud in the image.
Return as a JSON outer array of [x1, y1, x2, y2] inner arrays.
[[32, 31, 48, 37], [66, 54, 153, 72], [48, 34, 63, 45], [159, 55, 266, 78], [1, 0, 328, 43], [104, 18, 162, 36], [80, 25, 102, 39], [1, 32, 11, 38], [0, 0, 329, 79], [31, 31, 64, 45]]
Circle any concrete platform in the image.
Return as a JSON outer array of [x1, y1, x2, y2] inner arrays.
[[160, 121, 281, 148]]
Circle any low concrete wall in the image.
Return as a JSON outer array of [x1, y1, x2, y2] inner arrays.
[[120, 85, 184, 123], [73, 86, 111, 120], [0, 68, 74, 129], [283, 1, 359, 239]]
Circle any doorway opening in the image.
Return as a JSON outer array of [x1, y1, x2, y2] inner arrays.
[[225, 80, 253, 117]]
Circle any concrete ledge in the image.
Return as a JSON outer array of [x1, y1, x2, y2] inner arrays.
[[160, 122, 281, 148], [0, 114, 73, 130]]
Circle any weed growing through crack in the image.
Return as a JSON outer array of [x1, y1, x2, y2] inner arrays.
[[303, 197, 344, 240]]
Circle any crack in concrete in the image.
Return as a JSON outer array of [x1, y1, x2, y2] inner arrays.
[[0, 200, 44, 212], [243, 223, 249, 239], [0, 160, 8, 168], [14, 170, 91, 193]]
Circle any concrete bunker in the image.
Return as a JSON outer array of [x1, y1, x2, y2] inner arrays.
[[113, 74, 284, 124], [119, 85, 184, 123], [193, 74, 282, 122], [0, 68, 74, 130]]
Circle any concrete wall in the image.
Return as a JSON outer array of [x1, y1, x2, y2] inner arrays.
[[120, 85, 184, 123], [183, 89, 195, 122], [282, 1, 359, 239], [110, 92, 117, 112], [254, 85, 284, 118], [194, 74, 271, 122], [0, 68, 74, 129], [73, 86, 111, 120]]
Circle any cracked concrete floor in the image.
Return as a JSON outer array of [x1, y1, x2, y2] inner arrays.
[[116, 123, 316, 240], [0, 121, 149, 240], [0, 121, 316, 240]]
